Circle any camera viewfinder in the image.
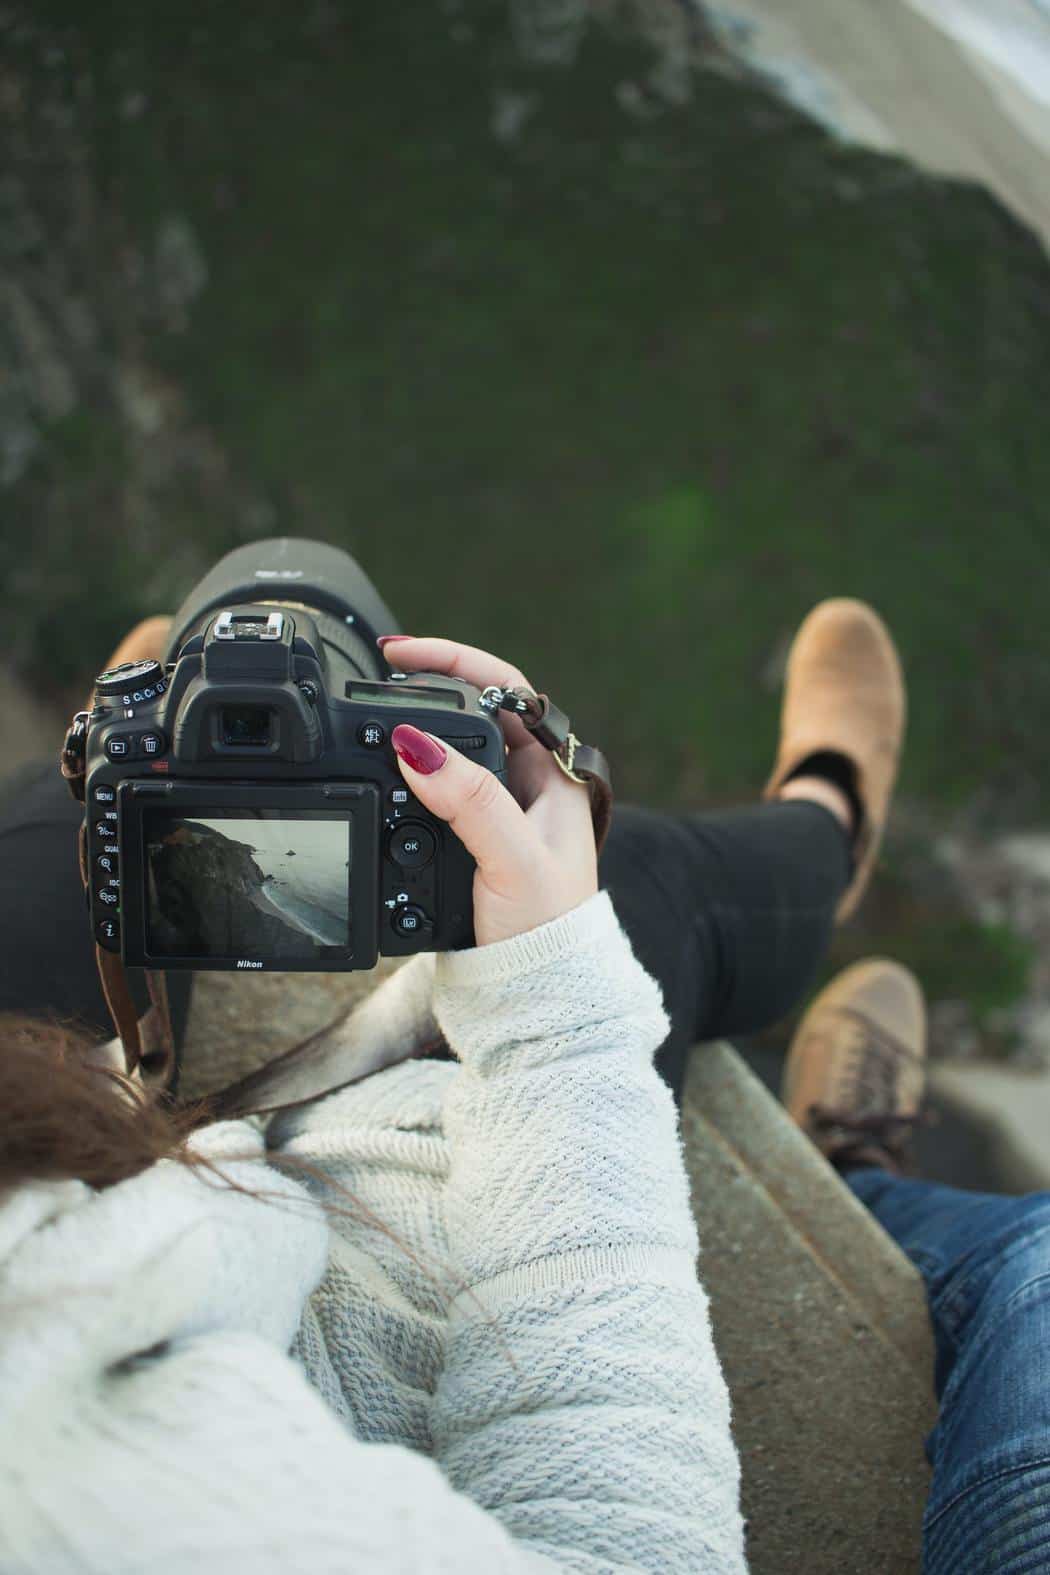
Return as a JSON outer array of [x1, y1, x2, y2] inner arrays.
[[221, 705, 273, 748]]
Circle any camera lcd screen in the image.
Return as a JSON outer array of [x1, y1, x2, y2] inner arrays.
[[349, 681, 464, 709], [144, 810, 351, 961]]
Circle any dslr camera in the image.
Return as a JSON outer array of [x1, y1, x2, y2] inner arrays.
[[79, 540, 505, 972]]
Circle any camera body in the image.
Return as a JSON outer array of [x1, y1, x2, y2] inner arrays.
[[81, 541, 505, 972]]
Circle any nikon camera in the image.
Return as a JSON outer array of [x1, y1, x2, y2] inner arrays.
[[80, 540, 505, 971]]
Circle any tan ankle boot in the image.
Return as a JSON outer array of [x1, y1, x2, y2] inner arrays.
[[782, 959, 927, 1174], [764, 599, 905, 921]]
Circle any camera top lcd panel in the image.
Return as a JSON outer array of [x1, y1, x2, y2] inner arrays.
[[81, 558, 505, 973]]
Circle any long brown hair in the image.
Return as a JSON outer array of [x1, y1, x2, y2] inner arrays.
[[0, 1014, 205, 1190], [0, 1013, 513, 1365]]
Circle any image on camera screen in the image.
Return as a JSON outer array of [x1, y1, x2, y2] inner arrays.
[[144, 811, 351, 960]]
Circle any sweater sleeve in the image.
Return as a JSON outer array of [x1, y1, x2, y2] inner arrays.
[[429, 891, 746, 1574]]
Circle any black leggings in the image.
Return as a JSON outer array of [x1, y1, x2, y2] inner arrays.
[[0, 765, 195, 1049], [600, 801, 851, 1096], [0, 764, 851, 1099]]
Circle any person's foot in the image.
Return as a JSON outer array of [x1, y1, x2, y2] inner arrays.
[[782, 958, 927, 1174], [102, 615, 173, 674], [765, 598, 906, 921]]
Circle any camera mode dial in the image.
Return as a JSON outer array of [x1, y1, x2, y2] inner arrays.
[[94, 659, 167, 704]]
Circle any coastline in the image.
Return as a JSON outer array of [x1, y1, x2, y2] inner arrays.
[[701, 0, 1050, 248]]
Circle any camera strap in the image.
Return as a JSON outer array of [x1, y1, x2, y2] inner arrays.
[[477, 685, 613, 851], [60, 683, 613, 1107], [61, 716, 177, 1083]]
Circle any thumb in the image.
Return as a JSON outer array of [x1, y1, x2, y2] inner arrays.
[[390, 724, 535, 892]]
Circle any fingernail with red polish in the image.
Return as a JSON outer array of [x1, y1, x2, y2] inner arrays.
[[391, 725, 447, 775], [377, 634, 413, 649]]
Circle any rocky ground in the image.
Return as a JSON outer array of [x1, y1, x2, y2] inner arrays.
[[933, 825, 1050, 1069]]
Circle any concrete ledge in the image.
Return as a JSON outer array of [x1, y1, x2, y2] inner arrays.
[[179, 959, 408, 1101], [683, 1042, 936, 1575], [692, 1040, 935, 1379]]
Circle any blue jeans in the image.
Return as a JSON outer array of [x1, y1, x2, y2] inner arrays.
[[848, 1169, 1050, 1574]]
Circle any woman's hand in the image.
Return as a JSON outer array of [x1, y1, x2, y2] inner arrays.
[[378, 637, 598, 947]]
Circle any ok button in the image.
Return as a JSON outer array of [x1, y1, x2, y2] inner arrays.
[[388, 821, 436, 870]]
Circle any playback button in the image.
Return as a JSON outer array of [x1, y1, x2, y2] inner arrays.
[[103, 731, 167, 761]]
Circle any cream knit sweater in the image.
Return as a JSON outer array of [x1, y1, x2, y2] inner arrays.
[[0, 893, 745, 1573]]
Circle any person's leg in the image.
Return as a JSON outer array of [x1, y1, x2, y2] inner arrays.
[[0, 762, 193, 1050], [782, 960, 1050, 1573], [847, 1169, 1050, 1575], [86, 614, 173, 709], [600, 798, 851, 1097], [599, 596, 906, 1099]]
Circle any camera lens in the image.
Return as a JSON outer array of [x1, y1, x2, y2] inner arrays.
[[221, 705, 272, 747]]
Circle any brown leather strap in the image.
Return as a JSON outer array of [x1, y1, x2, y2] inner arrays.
[[569, 742, 613, 852], [508, 689, 614, 854], [92, 950, 176, 1086], [141, 968, 175, 1084], [69, 746, 176, 1088], [77, 818, 90, 888], [95, 946, 144, 1075], [62, 712, 90, 804]]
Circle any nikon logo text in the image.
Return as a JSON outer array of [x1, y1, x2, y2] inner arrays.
[[236, 959, 263, 969]]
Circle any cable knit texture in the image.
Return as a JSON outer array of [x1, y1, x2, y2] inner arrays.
[[0, 893, 745, 1573]]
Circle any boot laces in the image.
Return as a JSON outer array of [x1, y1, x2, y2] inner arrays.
[[806, 1006, 928, 1171]]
